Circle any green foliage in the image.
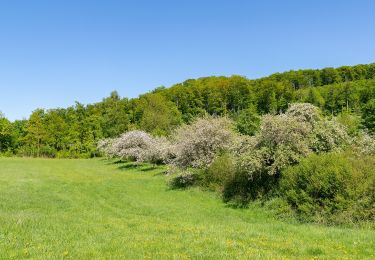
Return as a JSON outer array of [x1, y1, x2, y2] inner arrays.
[[305, 87, 325, 108], [336, 111, 362, 136], [168, 169, 201, 189], [204, 153, 236, 190], [235, 106, 260, 135], [0, 112, 13, 153], [100, 91, 130, 138], [362, 99, 375, 132], [309, 119, 350, 153], [139, 93, 182, 136], [224, 104, 351, 204], [24, 109, 48, 157], [222, 166, 277, 206], [280, 153, 375, 225]]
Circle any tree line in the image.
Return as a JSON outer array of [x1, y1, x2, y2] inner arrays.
[[0, 63, 374, 158]]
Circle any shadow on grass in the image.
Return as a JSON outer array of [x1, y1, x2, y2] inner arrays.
[[113, 159, 126, 164], [153, 171, 167, 177], [140, 166, 157, 172], [100, 158, 167, 173], [117, 163, 164, 173], [118, 163, 140, 170], [102, 159, 127, 165]]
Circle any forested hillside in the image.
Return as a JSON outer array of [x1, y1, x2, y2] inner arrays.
[[1, 63, 375, 158]]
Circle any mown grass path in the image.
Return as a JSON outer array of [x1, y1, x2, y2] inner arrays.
[[0, 158, 374, 259]]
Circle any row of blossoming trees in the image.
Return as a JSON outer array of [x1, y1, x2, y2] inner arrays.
[[98, 103, 375, 225]]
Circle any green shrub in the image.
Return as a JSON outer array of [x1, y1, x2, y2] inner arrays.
[[222, 170, 278, 206], [263, 197, 295, 220], [168, 169, 201, 189], [39, 146, 57, 158], [204, 153, 236, 191], [0, 150, 14, 157], [279, 153, 375, 225], [17, 145, 57, 158]]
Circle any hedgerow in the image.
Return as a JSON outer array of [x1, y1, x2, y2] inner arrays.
[[97, 103, 375, 225]]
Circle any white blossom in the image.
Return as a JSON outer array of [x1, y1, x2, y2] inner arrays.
[[172, 116, 235, 169]]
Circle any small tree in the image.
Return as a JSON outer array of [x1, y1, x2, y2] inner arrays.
[[111, 131, 154, 162], [172, 116, 235, 169], [285, 103, 321, 124], [109, 130, 173, 164], [97, 138, 115, 158]]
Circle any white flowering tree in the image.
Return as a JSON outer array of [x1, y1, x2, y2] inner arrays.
[[237, 103, 351, 178], [99, 130, 173, 164], [111, 131, 153, 162], [97, 138, 115, 158], [172, 116, 235, 169]]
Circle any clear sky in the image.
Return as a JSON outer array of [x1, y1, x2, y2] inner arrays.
[[1, 0, 374, 120]]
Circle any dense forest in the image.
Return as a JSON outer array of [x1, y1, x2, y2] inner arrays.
[[0, 63, 375, 158]]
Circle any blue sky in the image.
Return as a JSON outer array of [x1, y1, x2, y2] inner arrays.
[[0, 0, 374, 120]]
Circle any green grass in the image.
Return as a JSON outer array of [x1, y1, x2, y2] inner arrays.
[[0, 158, 374, 259]]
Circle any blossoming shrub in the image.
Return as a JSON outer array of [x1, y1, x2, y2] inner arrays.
[[148, 136, 175, 164], [279, 152, 375, 225], [111, 131, 154, 162], [310, 119, 350, 153], [224, 103, 351, 203], [108, 130, 173, 164], [351, 132, 375, 155], [285, 103, 321, 124], [97, 138, 115, 158], [172, 116, 235, 169]]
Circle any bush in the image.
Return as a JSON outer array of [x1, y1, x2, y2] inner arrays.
[[351, 132, 375, 155], [204, 153, 236, 191], [309, 119, 350, 153], [108, 131, 173, 164], [111, 131, 154, 161], [150, 137, 175, 164], [279, 153, 375, 225], [168, 169, 201, 189], [223, 103, 352, 204], [256, 114, 312, 174], [97, 138, 115, 158], [285, 103, 321, 124], [17, 145, 57, 158], [222, 168, 277, 206], [172, 116, 235, 169]]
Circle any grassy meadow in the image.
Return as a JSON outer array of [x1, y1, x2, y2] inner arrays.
[[0, 158, 374, 259]]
